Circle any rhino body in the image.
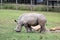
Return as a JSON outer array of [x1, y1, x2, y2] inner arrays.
[[15, 13, 47, 33]]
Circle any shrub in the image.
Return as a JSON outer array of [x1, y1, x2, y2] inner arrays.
[[0, 3, 60, 12]]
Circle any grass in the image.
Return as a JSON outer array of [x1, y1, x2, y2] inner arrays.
[[0, 9, 60, 40]]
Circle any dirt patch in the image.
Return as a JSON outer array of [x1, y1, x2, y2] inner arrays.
[[49, 26, 60, 33], [31, 25, 60, 33]]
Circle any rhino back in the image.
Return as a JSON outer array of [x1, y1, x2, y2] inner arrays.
[[17, 13, 46, 25]]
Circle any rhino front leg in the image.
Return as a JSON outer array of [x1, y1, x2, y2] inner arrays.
[[24, 24, 32, 33], [28, 26, 32, 33]]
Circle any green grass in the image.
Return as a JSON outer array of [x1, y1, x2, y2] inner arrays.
[[0, 9, 60, 40]]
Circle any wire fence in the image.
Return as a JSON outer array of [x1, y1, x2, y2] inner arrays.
[[0, 0, 60, 12], [0, 0, 46, 11]]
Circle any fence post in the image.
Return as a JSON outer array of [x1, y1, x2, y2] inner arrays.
[[16, 0, 18, 10], [31, 0, 33, 11], [1, 0, 2, 9], [47, 0, 48, 12]]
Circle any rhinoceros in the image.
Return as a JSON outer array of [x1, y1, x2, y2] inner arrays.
[[14, 13, 47, 33]]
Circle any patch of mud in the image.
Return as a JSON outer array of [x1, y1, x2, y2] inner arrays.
[[50, 30, 60, 33], [49, 26, 60, 33], [31, 25, 60, 33]]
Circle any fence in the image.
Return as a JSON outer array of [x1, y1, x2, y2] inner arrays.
[[0, 0, 46, 11], [47, 0, 60, 11], [0, 0, 60, 12]]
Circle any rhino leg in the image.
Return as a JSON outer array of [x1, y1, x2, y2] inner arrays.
[[24, 24, 32, 33], [39, 22, 46, 33], [28, 26, 32, 33], [39, 21, 46, 33]]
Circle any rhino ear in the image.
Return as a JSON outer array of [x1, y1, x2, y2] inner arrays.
[[14, 20, 17, 23]]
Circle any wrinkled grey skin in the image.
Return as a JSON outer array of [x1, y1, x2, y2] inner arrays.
[[14, 13, 47, 33]]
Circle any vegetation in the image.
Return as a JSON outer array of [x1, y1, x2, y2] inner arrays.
[[0, 3, 60, 12], [0, 9, 60, 40]]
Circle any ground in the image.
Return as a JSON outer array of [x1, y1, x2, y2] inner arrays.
[[0, 9, 60, 40]]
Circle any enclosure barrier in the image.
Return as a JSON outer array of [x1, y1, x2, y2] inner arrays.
[[0, 0, 60, 12]]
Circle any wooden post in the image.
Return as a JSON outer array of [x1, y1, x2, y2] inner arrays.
[[1, 0, 2, 9], [47, 0, 48, 11], [31, 0, 32, 11], [52, 1, 54, 8], [16, 0, 18, 10]]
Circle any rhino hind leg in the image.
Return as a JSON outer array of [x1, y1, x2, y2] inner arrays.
[[40, 23, 46, 33], [40, 26, 46, 33]]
